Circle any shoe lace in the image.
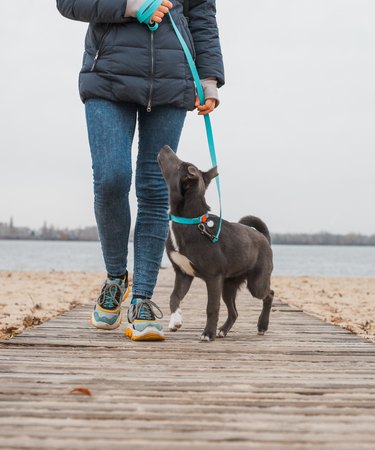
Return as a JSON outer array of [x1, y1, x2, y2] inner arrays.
[[98, 280, 123, 310], [129, 299, 163, 321]]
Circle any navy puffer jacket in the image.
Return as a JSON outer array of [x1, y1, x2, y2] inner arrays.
[[56, 0, 225, 111]]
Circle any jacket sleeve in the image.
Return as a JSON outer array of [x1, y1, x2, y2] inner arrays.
[[56, 0, 129, 23], [188, 0, 225, 88]]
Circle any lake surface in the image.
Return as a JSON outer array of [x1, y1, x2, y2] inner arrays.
[[0, 240, 374, 277]]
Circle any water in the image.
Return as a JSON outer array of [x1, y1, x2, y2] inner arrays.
[[0, 240, 374, 277], [273, 245, 375, 277], [0, 240, 169, 273]]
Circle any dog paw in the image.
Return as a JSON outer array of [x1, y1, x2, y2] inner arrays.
[[169, 308, 183, 332], [257, 330, 266, 336], [217, 329, 226, 338], [200, 330, 216, 342]]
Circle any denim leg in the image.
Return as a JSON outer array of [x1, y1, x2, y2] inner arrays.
[[133, 106, 187, 298], [85, 99, 137, 277]]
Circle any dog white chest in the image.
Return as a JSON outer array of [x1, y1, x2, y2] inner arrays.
[[170, 251, 195, 277], [169, 222, 195, 277]]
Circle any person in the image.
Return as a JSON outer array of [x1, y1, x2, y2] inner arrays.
[[56, 0, 225, 341]]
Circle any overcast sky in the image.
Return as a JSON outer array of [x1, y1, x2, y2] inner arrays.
[[0, 1, 374, 234]]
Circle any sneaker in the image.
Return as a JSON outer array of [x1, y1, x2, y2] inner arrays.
[[90, 273, 130, 330], [125, 298, 165, 341]]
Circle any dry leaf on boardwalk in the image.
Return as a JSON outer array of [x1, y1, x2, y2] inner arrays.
[[70, 387, 93, 396]]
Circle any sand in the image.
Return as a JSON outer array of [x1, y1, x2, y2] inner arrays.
[[0, 271, 103, 339], [273, 276, 375, 343], [1, 270, 374, 342]]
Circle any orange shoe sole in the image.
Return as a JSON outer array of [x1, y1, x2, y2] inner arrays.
[[125, 327, 165, 341], [122, 285, 131, 303]]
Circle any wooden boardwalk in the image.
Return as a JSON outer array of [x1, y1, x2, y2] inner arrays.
[[1, 270, 375, 449]]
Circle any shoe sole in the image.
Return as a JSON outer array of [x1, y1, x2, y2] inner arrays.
[[90, 313, 122, 330], [89, 284, 131, 330], [125, 326, 165, 341]]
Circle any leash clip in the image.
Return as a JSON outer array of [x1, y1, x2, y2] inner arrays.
[[198, 223, 216, 243]]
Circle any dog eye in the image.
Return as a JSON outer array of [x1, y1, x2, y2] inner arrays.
[[180, 177, 190, 193]]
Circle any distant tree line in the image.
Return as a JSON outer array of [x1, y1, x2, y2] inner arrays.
[[0, 218, 99, 241], [0, 218, 374, 245], [271, 232, 375, 246]]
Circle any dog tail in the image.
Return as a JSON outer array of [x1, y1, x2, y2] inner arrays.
[[239, 215, 271, 244]]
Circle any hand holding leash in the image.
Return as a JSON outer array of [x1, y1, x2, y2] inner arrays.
[[137, 0, 172, 30], [195, 97, 216, 115], [150, 0, 173, 25]]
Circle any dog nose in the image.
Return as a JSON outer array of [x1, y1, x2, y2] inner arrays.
[[159, 145, 173, 158], [158, 145, 182, 165], [158, 145, 170, 160]]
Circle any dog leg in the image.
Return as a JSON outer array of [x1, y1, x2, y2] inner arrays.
[[257, 289, 274, 335], [201, 277, 223, 342], [169, 269, 193, 331], [217, 278, 241, 338], [247, 269, 273, 335]]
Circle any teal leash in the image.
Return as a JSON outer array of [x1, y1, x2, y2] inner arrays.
[[137, 1, 223, 243], [168, 12, 222, 243]]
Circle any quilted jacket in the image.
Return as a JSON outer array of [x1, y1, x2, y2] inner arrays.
[[56, 0, 225, 110]]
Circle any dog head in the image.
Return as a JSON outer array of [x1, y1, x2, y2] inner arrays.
[[157, 145, 218, 212]]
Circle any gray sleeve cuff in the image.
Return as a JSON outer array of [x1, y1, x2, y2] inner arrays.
[[201, 78, 220, 107], [125, 0, 145, 17]]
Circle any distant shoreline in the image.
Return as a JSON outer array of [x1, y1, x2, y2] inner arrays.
[[0, 237, 374, 247], [2, 220, 374, 246]]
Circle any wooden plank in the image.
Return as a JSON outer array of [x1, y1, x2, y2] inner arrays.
[[1, 270, 375, 449]]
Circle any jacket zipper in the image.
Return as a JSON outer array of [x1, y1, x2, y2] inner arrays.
[[147, 31, 155, 112], [90, 25, 111, 72]]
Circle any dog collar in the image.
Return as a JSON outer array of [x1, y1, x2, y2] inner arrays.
[[169, 212, 209, 225]]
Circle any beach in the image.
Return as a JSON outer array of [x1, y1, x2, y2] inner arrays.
[[1, 269, 374, 342]]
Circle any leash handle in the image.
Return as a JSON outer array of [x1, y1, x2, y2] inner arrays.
[[168, 12, 223, 243], [136, 0, 162, 31]]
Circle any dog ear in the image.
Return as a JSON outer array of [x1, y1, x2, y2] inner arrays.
[[203, 166, 218, 186], [187, 165, 200, 179]]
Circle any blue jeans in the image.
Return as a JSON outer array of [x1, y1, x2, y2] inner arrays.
[[85, 99, 186, 298]]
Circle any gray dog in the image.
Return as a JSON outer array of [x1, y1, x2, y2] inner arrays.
[[158, 145, 274, 341]]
